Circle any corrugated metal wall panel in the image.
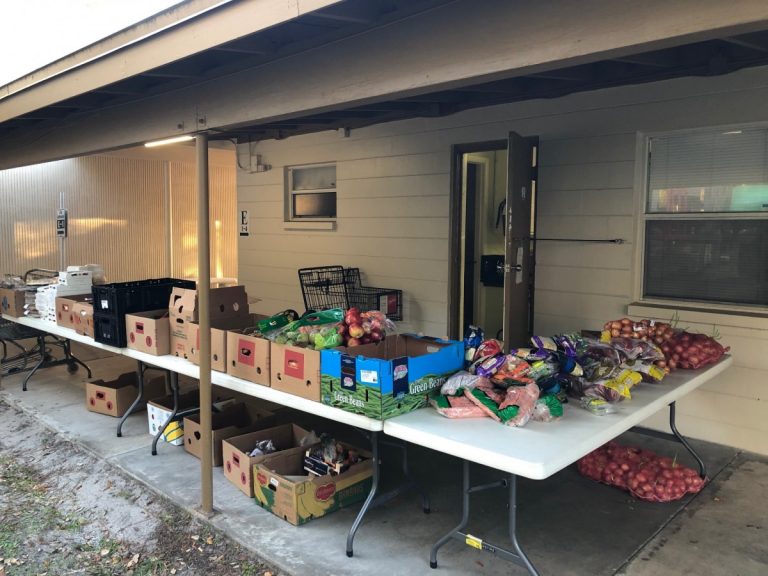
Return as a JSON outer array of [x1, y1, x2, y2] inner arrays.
[[0, 161, 62, 276], [169, 161, 238, 281], [64, 156, 167, 282], [1, 154, 237, 285]]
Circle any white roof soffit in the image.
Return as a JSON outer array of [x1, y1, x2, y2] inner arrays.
[[0, 0, 343, 119], [2, 0, 768, 169]]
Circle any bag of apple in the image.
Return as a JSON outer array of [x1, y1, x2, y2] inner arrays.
[[339, 307, 396, 347], [266, 307, 396, 350]]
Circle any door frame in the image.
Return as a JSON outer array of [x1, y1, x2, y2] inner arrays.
[[447, 140, 507, 340]]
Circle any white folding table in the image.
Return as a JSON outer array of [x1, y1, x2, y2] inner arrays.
[[383, 357, 733, 575], [1, 313, 424, 556]]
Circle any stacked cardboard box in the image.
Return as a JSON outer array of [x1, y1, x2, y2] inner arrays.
[[168, 285, 248, 359]]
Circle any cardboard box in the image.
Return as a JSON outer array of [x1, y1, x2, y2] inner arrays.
[[147, 390, 201, 445], [223, 424, 310, 497], [253, 443, 372, 525], [125, 310, 170, 355], [169, 285, 248, 358], [72, 302, 94, 337], [0, 287, 27, 317], [271, 343, 321, 401], [320, 334, 464, 419], [182, 402, 274, 466], [226, 329, 271, 386], [86, 372, 166, 417], [55, 294, 93, 329], [187, 315, 257, 372]]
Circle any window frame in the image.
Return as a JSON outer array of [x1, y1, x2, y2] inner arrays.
[[284, 162, 337, 223], [635, 124, 768, 313]]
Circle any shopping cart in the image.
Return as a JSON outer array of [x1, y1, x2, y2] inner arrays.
[[298, 266, 403, 320], [0, 269, 92, 389]]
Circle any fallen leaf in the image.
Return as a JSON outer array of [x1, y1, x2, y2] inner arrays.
[[206, 536, 214, 545], [100, 549, 110, 557], [191, 535, 200, 541], [170, 570, 177, 575]]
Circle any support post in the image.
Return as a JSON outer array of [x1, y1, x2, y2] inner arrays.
[[197, 133, 213, 515]]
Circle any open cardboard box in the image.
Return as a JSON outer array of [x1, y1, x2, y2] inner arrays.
[[56, 294, 93, 330], [125, 309, 170, 355], [271, 343, 321, 401], [187, 314, 263, 372], [86, 372, 166, 417], [320, 334, 464, 419], [72, 301, 94, 337], [227, 328, 271, 386], [253, 442, 372, 525], [182, 401, 275, 466], [223, 423, 311, 497]]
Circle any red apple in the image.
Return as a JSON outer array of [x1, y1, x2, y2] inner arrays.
[[344, 308, 361, 325], [360, 335, 372, 344], [348, 323, 365, 339], [369, 330, 383, 343], [337, 323, 348, 336], [347, 337, 361, 347]]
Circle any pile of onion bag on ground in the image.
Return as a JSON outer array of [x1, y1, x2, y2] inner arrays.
[[430, 321, 728, 426], [578, 441, 706, 502]]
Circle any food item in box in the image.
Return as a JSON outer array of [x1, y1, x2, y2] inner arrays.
[[462, 325, 484, 365], [303, 434, 365, 477], [268, 309, 344, 350]]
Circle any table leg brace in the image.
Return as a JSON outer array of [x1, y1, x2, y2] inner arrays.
[[668, 401, 706, 478], [430, 460, 540, 576]]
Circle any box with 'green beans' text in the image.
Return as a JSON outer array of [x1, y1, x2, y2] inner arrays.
[[320, 334, 463, 419]]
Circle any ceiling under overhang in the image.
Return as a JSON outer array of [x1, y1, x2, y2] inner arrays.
[[2, 0, 768, 160]]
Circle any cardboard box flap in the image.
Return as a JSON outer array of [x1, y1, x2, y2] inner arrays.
[[89, 372, 137, 390], [225, 423, 310, 454]]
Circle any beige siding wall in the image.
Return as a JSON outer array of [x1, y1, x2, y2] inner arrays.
[[0, 150, 237, 283], [238, 65, 768, 455]]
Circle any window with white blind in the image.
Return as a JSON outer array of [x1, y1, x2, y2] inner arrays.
[[643, 127, 768, 307]]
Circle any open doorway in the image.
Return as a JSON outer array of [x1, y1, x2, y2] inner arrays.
[[448, 135, 537, 349]]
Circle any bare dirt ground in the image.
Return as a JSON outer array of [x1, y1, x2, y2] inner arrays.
[[0, 400, 278, 576]]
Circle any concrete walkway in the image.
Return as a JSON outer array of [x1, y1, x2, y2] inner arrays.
[[1, 343, 766, 576]]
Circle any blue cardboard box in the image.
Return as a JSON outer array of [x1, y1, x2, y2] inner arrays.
[[320, 334, 463, 419]]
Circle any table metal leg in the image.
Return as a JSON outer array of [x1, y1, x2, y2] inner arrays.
[[117, 361, 147, 438], [346, 430, 380, 557], [61, 338, 92, 377], [430, 460, 539, 575], [346, 434, 432, 557], [22, 335, 47, 391], [669, 401, 706, 478], [152, 371, 179, 456]]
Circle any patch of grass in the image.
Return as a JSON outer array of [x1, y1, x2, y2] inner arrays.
[[134, 556, 168, 575]]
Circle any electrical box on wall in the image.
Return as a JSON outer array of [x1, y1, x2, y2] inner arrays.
[[56, 209, 68, 238]]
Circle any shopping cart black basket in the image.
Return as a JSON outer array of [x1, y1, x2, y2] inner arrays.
[[298, 266, 403, 321]]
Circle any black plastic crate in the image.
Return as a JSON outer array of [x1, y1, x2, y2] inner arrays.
[[347, 285, 403, 321], [298, 266, 349, 313], [93, 313, 127, 348], [92, 278, 194, 316]]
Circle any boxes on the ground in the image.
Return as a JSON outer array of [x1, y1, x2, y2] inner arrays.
[[253, 443, 372, 525], [125, 310, 170, 355], [182, 402, 274, 466], [86, 372, 166, 417], [147, 390, 201, 445], [72, 302, 94, 337], [0, 287, 27, 317], [187, 315, 257, 372], [320, 334, 464, 419], [223, 424, 310, 497], [169, 285, 248, 359], [56, 294, 93, 329], [271, 343, 321, 401], [226, 329, 271, 386]]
